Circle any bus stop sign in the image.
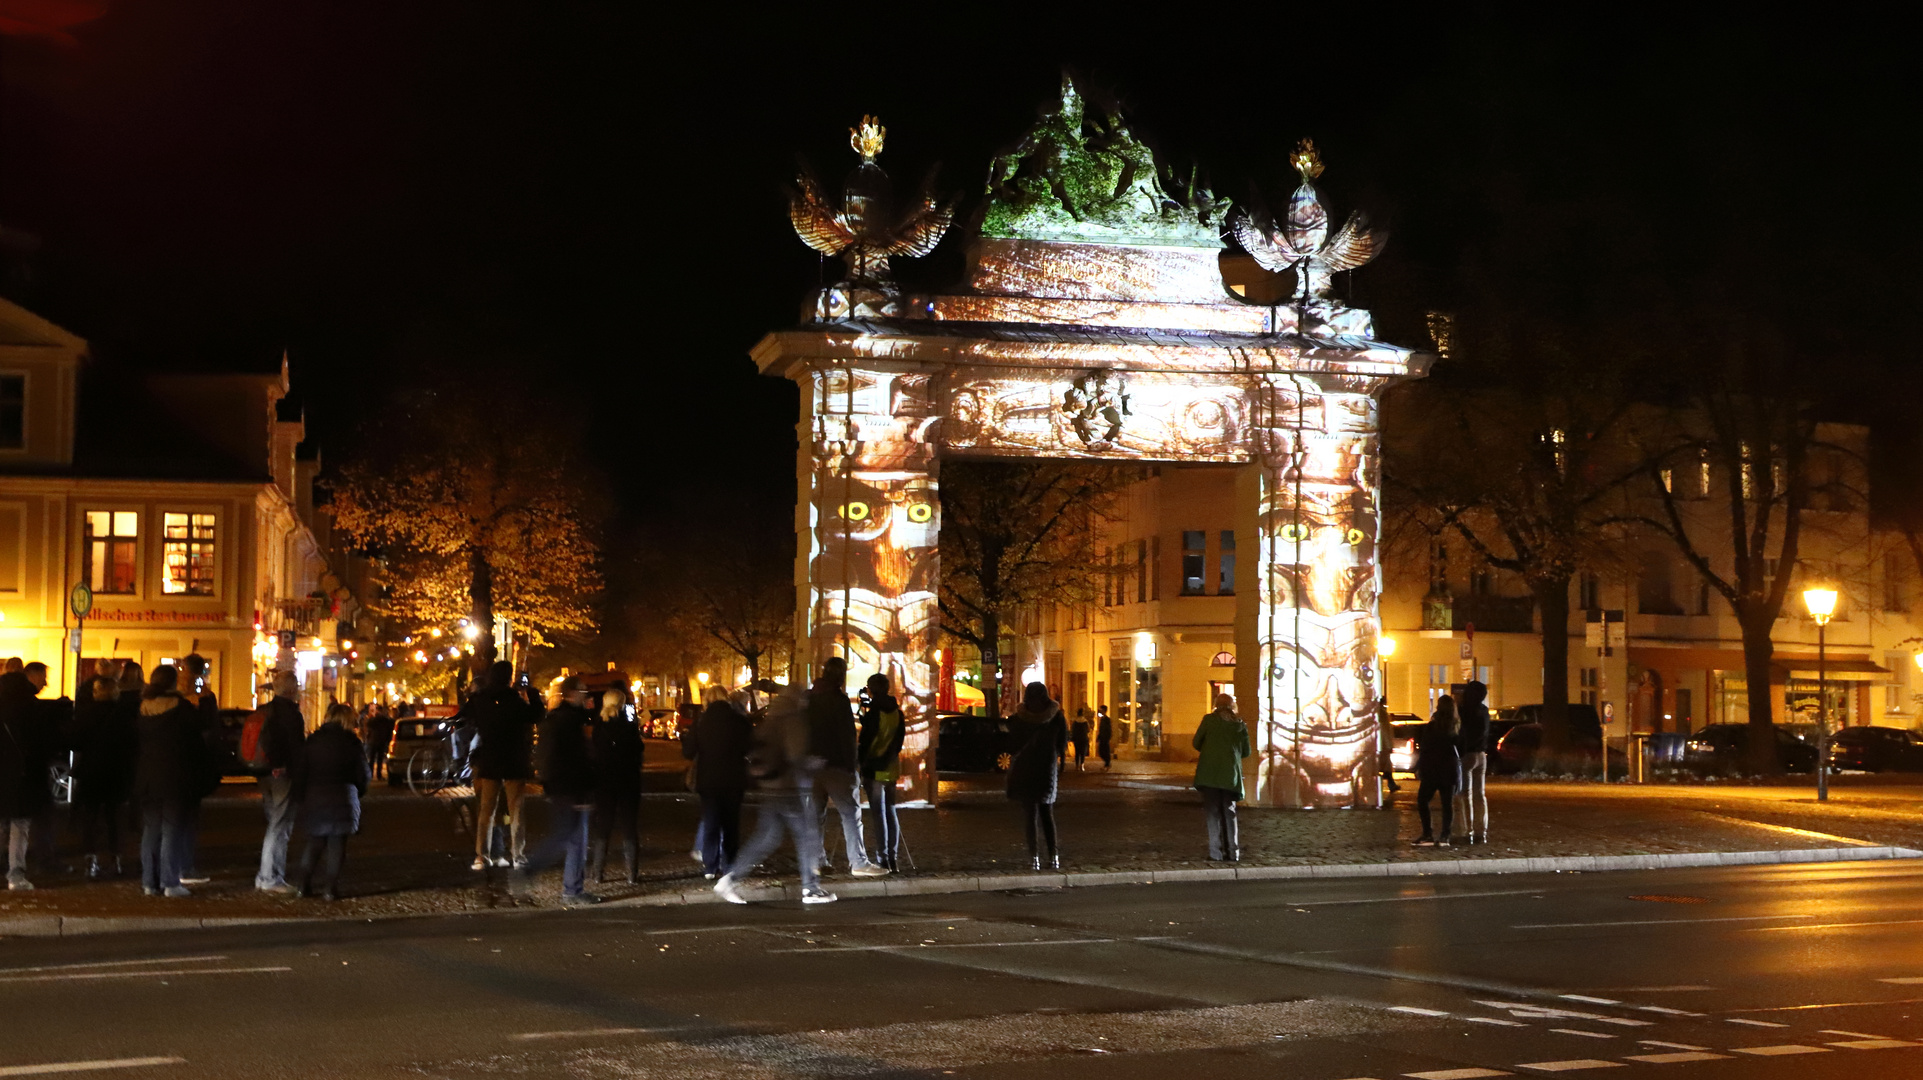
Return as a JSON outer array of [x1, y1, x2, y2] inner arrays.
[[69, 582, 92, 620]]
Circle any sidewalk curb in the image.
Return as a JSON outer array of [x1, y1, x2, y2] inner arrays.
[[5, 845, 1917, 938]]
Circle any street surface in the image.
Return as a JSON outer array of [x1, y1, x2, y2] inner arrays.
[[4, 860, 1923, 1077]]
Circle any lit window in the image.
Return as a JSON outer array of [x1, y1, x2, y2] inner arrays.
[[162, 512, 217, 595], [84, 510, 139, 595], [0, 374, 22, 450]]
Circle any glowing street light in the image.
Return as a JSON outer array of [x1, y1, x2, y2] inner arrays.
[[1803, 583, 1838, 802], [1379, 635, 1397, 658], [463, 622, 480, 641], [696, 671, 711, 686]]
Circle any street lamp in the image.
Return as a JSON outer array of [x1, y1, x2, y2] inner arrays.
[[1379, 634, 1398, 658], [1802, 583, 1838, 802]]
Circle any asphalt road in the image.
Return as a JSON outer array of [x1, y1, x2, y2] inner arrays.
[[4, 862, 1923, 1078]]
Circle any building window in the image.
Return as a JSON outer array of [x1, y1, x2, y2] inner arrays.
[[1580, 666, 1600, 709], [0, 374, 22, 450], [1218, 530, 1236, 595], [1885, 552, 1907, 613], [84, 510, 139, 595], [1150, 535, 1161, 601], [1579, 573, 1600, 611], [161, 512, 217, 595], [1180, 531, 1205, 595], [1886, 651, 1909, 713], [1136, 539, 1148, 604]]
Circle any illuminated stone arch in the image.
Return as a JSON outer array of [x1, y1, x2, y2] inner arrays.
[[756, 82, 1429, 807]]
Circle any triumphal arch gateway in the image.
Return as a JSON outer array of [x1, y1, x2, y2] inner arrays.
[[752, 79, 1430, 807]]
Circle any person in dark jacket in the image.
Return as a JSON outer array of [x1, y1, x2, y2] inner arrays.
[[70, 675, 136, 879], [857, 673, 907, 871], [521, 676, 600, 904], [1095, 705, 1113, 771], [133, 666, 212, 897], [254, 671, 306, 893], [1069, 708, 1092, 771], [0, 670, 52, 890], [683, 686, 752, 880], [364, 704, 395, 781], [291, 702, 370, 901], [466, 661, 537, 870], [1005, 682, 1068, 870], [807, 657, 886, 877], [589, 688, 644, 884], [1413, 695, 1463, 847], [1454, 681, 1492, 845]]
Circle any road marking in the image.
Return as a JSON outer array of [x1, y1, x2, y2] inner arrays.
[[1732, 1045, 1829, 1055], [1828, 1039, 1917, 1049], [1822, 1029, 1887, 1038], [765, 936, 1169, 954], [1726, 1018, 1789, 1027], [1693, 813, 1879, 847], [1624, 1052, 1729, 1064], [1473, 1002, 1650, 1027], [0, 957, 224, 976], [1734, 997, 1923, 1013], [1549, 1030, 1614, 1039], [1389, 1006, 1453, 1017], [1878, 976, 1923, 983], [1467, 1017, 1528, 1027], [1299, 888, 1550, 907], [0, 967, 290, 984], [1634, 1006, 1704, 1016], [1638, 1042, 1710, 1050], [1513, 1060, 1622, 1072], [1748, 918, 1923, 932], [644, 916, 973, 935], [1560, 995, 1620, 1005], [0, 1058, 185, 1077], [1619, 985, 1714, 992], [1403, 1070, 1511, 1079], [1513, 915, 1815, 929], [511, 1027, 687, 1041]]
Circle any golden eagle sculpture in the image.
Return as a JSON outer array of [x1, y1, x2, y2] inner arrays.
[[790, 116, 955, 317], [1230, 138, 1387, 303]]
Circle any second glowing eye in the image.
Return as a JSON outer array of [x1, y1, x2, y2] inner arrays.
[[840, 501, 870, 521], [1278, 523, 1308, 542], [906, 503, 933, 523], [1345, 528, 1366, 545]]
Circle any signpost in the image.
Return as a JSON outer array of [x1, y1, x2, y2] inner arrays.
[[68, 582, 93, 697]]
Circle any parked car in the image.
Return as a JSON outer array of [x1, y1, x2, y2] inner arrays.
[[210, 707, 255, 777], [1386, 714, 1425, 777], [934, 712, 1023, 772], [1492, 703, 1621, 775], [1829, 725, 1923, 772], [386, 716, 456, 786], [1681, 723, 1820, 776]]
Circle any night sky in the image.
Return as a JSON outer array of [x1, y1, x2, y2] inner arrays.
[[1, 6, 1914, 547]]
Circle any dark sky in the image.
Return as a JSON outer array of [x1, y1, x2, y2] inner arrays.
[[0, 5, 1913, 536]]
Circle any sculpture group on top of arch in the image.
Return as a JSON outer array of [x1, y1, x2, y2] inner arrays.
[[763, 75, 1429, 808]]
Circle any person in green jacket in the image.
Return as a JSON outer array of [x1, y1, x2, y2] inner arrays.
[[1192, 694, 1251, 861]]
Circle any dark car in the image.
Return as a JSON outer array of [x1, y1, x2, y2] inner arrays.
[[1386, 714, 1425, 777], [1492, 704, 1616, 775], [1829, 726, 1923, 772], [934, 712, 1024, 772], [1681, 723, 1819, 776]]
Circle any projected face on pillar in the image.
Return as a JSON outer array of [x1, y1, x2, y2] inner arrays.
[[812, 471, 939, 703]]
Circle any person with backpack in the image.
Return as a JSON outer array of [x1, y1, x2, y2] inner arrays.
[[291, 702, 369, 901], [1455, 681, 1492, 845], [1006, 682, 1068, 871], [1192, 693, 1251, 862], [251, 671, 307, 893], [858, 672, 906, 872], [684, 685, 752, 880], [133, 666, 212, 897], [715, 683, 832, 905], [1413, 695, 1463, 847], [588, 688, 644, 885]]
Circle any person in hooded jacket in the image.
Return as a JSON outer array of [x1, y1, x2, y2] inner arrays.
[[1005, 682, 1068, 871], [1191, 693, 1251, 862], [465, 661, 538, 870], [70, 675, 136, 879], [133, 666, 212, 897], [1455, 681, 1492, 845], [1413, 695, 1463, 847], [589, 688, 644, 885], [291, 702, 370, 900], [684, 685, 752, 879], [0, 670, 52, 890], [714, 682, 834, 905], [521, 676, 600, 905], [858, 673, 907, 872]]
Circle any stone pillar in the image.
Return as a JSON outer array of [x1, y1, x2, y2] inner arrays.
[[1239, 375, 1385, 808], [798, 363, 941, 804]]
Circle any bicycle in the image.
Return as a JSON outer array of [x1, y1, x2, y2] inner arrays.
[[407, 725, 473, 796]]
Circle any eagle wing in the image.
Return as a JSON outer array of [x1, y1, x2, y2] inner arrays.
[[886, 194, 955, 258], [789, 169, 853, 255], [1230, 210, 1303, 274], [1319, 210, 1387, 271]]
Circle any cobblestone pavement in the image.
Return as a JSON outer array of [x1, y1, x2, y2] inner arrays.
[[3, 751, 1919, 927]]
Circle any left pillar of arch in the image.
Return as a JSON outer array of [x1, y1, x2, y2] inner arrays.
[[795, 362, 941, 805]]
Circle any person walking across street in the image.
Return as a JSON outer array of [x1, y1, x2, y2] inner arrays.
[[1412, 695, 1463, 847], [364, 703, 395, 783], [0, 670, 52, 890], [520, 676, 601, 905], [254, 671, 307, 894], [1455, 680, 1492, 845], [70, 675, 136, 879], [1095, 705, 1113, 771], [133, 666, 211, 897], [467, 661, 538, 870], [589, 688, 644, 885], [1006, 682, 1067, 871], [291, 702, 369, 901], [808, 657, 887, 878], [715, 683, 833, 904], [1069, 708, 1091, 771], [858, 673, 906, 872], [684, 685, 752, 880], [1192, 693, 1250, 862]]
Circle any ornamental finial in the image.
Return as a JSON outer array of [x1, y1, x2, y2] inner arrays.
[[1291, 137, 1324, 181], [850, 115, 886, 162]]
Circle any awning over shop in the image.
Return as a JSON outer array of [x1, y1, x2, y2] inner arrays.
[[1776, 658, 1889, 682], [952, 680, 986, 706]]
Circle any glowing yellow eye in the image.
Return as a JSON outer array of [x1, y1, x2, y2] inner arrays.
[[840, 501, 870, 521], [906, 502, 933, 523], [1346, 528, 1365, 545], [1278, 523, 1308, 542]]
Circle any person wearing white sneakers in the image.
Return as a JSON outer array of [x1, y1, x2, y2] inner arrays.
[[714, 683, 834, 905], [806, 658, 889, 880]]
